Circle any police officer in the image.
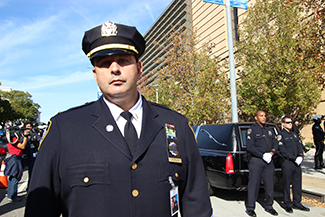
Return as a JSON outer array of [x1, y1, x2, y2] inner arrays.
[[278, 116, 310, 213], [312, 115, 325, 169], [23, 121, 41, 191], [24, 21, 213, 217], [292, 119, 309, 153], [245, 110, 279, 217]]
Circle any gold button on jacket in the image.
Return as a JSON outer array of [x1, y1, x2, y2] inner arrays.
[[132, 189, 139, 197]]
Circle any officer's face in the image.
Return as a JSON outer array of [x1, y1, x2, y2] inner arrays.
[[282, 118, 293, 131], [92, 54, 142, 106], [255, 111, 266, 125]]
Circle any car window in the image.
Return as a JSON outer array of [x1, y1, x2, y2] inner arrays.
[[238, 126, 250, 148], [196, 124, 233, 151]]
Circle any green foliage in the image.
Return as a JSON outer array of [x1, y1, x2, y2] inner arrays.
[[304, 141, 314, 148], [140, 29, 231, 125], [236, 0, 324, 124], [0, 98, 15, 126], [0, 90, 40, 125]]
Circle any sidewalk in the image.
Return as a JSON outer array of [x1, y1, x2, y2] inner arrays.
[[301, 149, 325, 196]]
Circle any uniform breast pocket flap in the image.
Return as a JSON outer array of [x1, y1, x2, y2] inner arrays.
[[67, 163, 110, 188]]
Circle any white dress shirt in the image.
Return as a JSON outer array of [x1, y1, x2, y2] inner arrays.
[[103, 92, 143, 138]]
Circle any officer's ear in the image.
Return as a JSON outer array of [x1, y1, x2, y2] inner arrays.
[[136, 61, 143, 79], [254, 116, 257, 121]]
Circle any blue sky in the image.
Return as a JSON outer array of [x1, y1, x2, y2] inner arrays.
[[0, 0, 172, 123]]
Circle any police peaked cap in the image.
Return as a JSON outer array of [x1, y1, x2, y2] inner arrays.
[[82, 21, 146, 61]]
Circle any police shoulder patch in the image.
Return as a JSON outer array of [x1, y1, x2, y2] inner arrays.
[[247, 128, 252, 135], [277, 135, 282, 141], [38, 120, 52, 150]]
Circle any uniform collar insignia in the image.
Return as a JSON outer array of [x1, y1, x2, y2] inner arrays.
[[101, 21, 118, 37]]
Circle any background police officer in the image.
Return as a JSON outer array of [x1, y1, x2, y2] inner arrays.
[[292, 119, 309, 153], [279, 115, 310, 213], [25, 21, 212, 217], [312, 115, 325, 169], [245, 110, 279, 217]]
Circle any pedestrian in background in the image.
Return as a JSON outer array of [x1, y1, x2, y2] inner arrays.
[[23, 121, 41, 191], [278, 115, 310, 213], [245, 110, 279, 217], [25, 21, 213, 217], [292, 119, 309, 153], [312, 115, 325, 169], [4, 128, 28, 202]]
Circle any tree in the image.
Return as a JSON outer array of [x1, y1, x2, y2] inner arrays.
[[235, 0, 325, 124], [0, 90, 40, 123], [0, 97, 15, 128], [139, 29, 231, 126], [302, 0, 325, 88]]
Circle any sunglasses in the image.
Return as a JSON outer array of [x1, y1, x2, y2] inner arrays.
[[284, 121, 292, 124]]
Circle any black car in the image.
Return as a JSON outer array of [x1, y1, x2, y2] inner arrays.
[[193, 123, 282, 194]]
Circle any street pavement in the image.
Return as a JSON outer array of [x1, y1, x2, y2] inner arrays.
[[0, 149, 324, 216]]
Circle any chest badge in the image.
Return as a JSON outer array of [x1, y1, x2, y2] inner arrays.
[[166, 123, 182, 163]]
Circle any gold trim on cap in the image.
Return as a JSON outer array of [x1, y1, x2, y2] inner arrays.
[[87, 43, 138, 58]]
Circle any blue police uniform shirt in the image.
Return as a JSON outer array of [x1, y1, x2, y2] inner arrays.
[[246, 122, 278, 158], [312, 123, 325, 142], [278, 129, 303, 161]]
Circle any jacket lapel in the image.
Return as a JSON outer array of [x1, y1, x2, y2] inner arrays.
[[133, 97, 164, 161], [91, 98, 133, 160]]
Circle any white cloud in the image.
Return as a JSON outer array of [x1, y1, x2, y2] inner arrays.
[[0, 14, 62, 53], [145, 3, 155, 22], [2, 70, 94, 91]]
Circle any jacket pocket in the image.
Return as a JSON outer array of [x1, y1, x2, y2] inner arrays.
[[67, 163, 110, 188]]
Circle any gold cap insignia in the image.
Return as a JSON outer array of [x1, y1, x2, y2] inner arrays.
[[101, 21, 118, 37]]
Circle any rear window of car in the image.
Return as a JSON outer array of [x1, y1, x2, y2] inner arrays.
[[196, 124, 234, 151], [238, 126, 250, 148]]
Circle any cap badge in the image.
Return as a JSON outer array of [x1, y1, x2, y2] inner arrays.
[[101, 21, 118, 37]]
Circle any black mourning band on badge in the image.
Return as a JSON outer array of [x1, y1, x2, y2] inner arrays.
[[165, 123, 182, 164]]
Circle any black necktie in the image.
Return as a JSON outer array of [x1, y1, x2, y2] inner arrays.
[[121, 111, 138, 156], [290, 132, 298, 157]]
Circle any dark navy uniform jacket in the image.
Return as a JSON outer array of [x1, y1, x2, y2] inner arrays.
[[312, 123, 325, 142], [24, 96, 212, 217], [246, 122, 278, 158], [278, 129, 303, 161]]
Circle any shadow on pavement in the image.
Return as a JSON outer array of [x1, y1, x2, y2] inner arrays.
[[211, 186, 285, 211], [0, 194, 27, 216], [211, 188, 247, 201]]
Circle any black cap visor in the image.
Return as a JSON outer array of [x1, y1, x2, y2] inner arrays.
[[90, 49, 136, 60]]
